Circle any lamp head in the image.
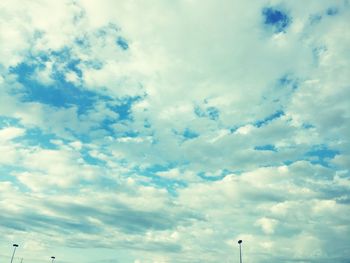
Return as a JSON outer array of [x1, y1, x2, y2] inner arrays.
[[238, 240, 242, 244], [51, 256, 55, 259], [13, 244, 19, 247]]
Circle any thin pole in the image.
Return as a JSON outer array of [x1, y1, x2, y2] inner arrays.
[[239, 243, 242, 263], [238, 240, 242, 263], [10, 244, 19, 263]]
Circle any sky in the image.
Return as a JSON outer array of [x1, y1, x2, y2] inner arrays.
[[0, 0, 349, 262]]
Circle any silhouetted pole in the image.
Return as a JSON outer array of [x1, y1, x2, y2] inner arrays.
[[238, 240, 242, 263], [10, 244, 19, 263], [51, 256, 56, 263]]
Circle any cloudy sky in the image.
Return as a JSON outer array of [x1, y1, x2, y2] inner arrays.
[[0, 0, 349, 262]]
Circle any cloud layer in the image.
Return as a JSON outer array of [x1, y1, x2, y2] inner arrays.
[[0, 0, 349, 262]]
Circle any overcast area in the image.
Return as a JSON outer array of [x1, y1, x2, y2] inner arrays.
[[0, 0, 349, 262]]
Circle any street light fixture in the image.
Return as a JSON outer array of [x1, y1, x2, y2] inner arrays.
[[10, 244, 19, 263], [238, 240, 243, 263], [51, 256, 56, 263]]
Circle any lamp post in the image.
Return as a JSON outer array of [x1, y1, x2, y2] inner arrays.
[[51, 256, 56, 263], [238, 240, 243, 263], [10, 244, 19, 263]]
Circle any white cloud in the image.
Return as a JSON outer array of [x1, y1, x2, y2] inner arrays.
[[255, 217, 278, 234], [157, 168, 181, 180], [0, 126, 25, 141], [234, 124, 255, 135]]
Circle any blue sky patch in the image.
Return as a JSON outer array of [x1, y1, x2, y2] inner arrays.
[[197, 169, 234, 181], [0, 116, 20, 127], [136, 164, 187, 195], [305, 145, 339, 167], [262, 7, 291, 33], [255, 110, 284, 127], [206, 107, 220, 120], [66, 59, 83, 78], [0, 169, 17, 183], [83, 60, 103, 70], [326, 7, 339, 16], [254, 144, 277, 152], [172, 128, 199, 141], [81, 149, 106, 166], [182, 128, 199, 140], [108, 96, 141, 121], [9, 61, 98, 114], [302, 123, 314, 129], [194, 105, 220, 121], [75, 36, 90, 49], [278, 75, 298, 90], [17, 128, 59, 149], [144, 119, 151, 128], [116, 37, 129, 50], [142, 164, 175, 174]]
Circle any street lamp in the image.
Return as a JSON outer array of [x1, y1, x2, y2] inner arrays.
[[238, 240, 243, 263], [51, 256, 56, 263], [10, 244, 19, 263]]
